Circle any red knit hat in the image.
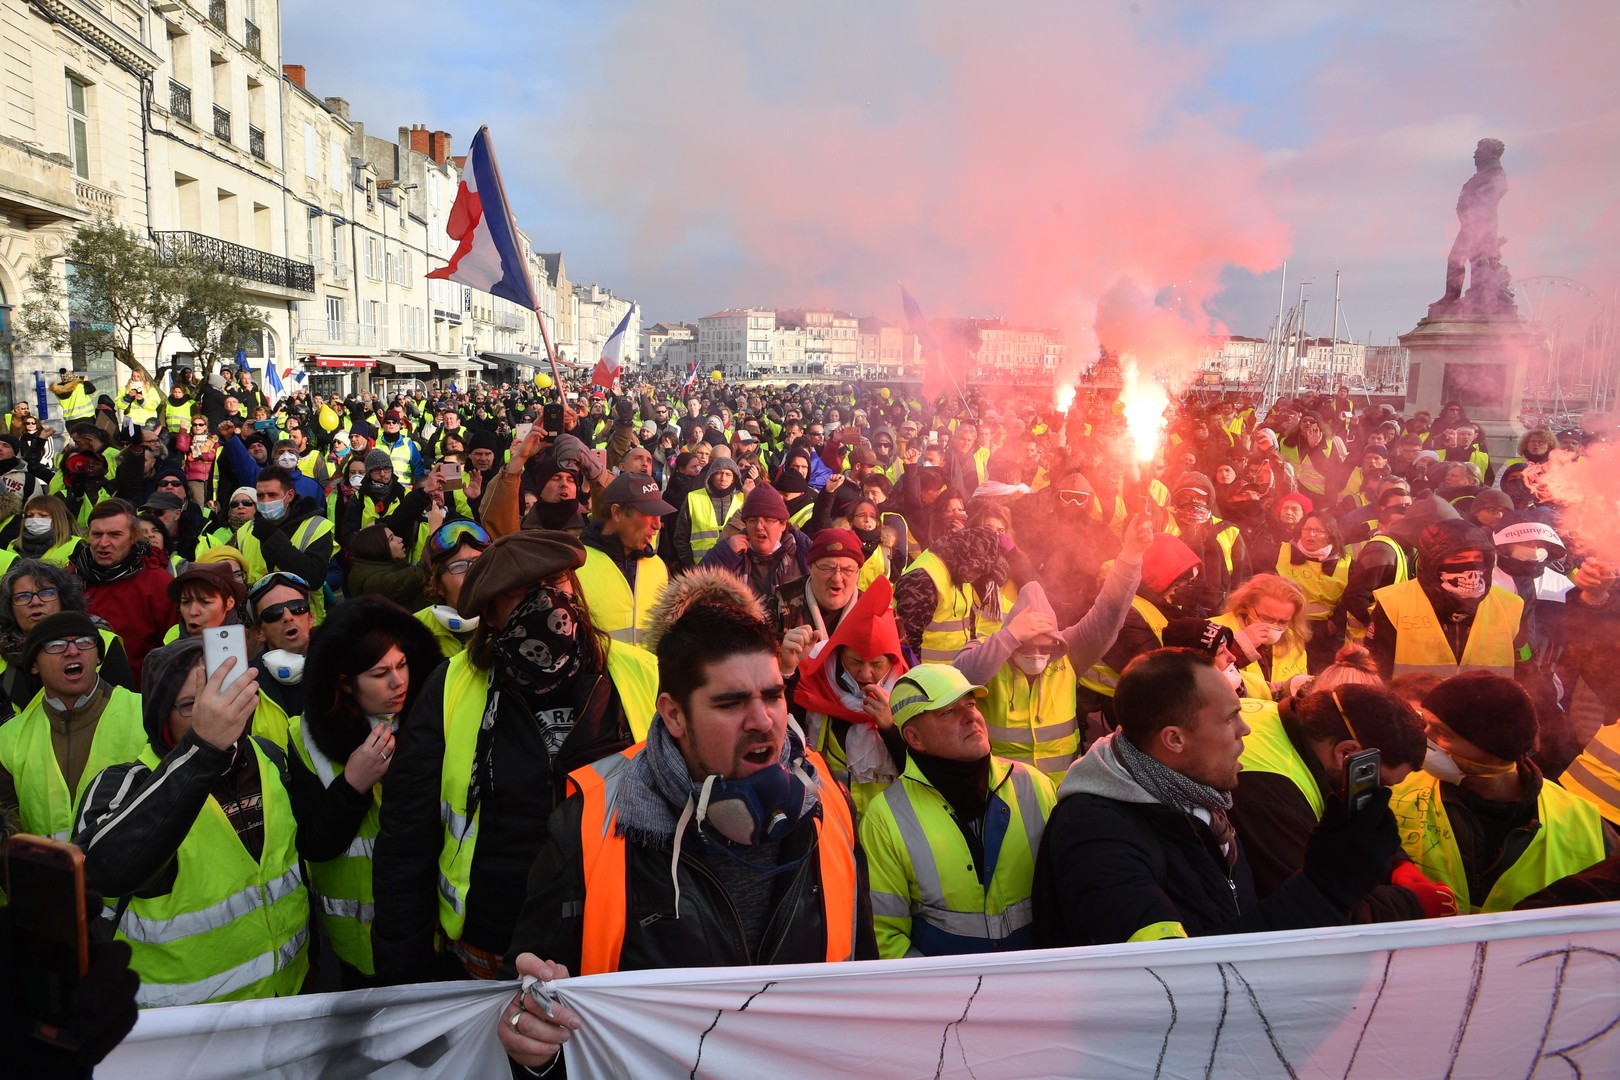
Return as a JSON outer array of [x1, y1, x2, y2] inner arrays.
[[738, 483, 790, 522], [807, 528, 863, 566]]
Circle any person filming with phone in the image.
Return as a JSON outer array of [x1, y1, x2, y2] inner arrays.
[[72, 634, 376, 1006], [1032, 647, 1402, 947]]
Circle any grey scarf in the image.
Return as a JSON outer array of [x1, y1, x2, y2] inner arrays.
[[1113, 729, 1233, 816], [612, 718, 820, 850]]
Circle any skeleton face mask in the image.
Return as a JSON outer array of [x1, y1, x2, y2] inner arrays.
[[1438, 568, 1488, 599]]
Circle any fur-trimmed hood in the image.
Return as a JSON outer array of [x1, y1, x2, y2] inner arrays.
[[302, 595, 444, 763], [640, 566, 765, 656]]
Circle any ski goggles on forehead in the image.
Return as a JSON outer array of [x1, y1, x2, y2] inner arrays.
[[248, 571, 311, 605], [428, 520, 491, 559]]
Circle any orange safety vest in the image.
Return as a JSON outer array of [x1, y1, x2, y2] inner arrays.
[[572, 745, 858, 975]]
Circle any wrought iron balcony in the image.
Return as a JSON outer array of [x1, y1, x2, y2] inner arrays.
[[169, 80, 192, 123], [296, 319, 387, 350], [209, 0, 226, 32], [248, 125, 265, 160], [213, 105, 231, 143], [153, 231, 315, 293], [244, 20, 261, 57]]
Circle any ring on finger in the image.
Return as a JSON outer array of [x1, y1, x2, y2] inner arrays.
[[508, 1008, 525, 1032]]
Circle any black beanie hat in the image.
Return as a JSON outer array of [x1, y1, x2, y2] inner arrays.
[[1423, 671, 1537, 762], [140, 639, 205, 745], [22, 611, 101, 672]]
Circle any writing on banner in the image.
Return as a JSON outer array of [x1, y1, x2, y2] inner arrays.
[[97, 904, 1620, 1080]]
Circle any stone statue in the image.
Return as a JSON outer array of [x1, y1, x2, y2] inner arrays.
[[1432, 138, 1517, 316]]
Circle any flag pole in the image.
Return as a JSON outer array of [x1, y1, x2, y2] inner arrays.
[[532, 305, 566, 400]]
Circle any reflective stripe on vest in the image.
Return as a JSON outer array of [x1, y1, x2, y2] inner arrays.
[[435, 646, 659, 941], [289, 713, 383, 974], [1560, 724, 1620, 828], [118, 741, 309, 1006], [573, 745, 857, 974], [1237, 699, 1323, 819], [789, 501, 815, 529], [0, 686, 147, 840], [1366, 534, 1410, 585], [686, 489, 741, 556], [1164, 517, 1240, 575], [59, 384, 94, 421], [907, 550, 978, 664], [866, 757, 1051, 957], [1390, 770, 1604, 913], [1275, 542, 1349, 620], [1079, 596, 1167, 695], [983, 658, 1080, 779], [162, 398, 194, 432], [577, 545, 669, 647], [1372, 579, 1522, 679]]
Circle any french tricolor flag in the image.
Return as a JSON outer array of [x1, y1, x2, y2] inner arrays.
[[591, 304, 636, 389], [427, 127, 540, 311]]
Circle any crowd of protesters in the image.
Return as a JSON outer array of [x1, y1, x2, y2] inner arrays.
[[4, 360, 1620, 1075]]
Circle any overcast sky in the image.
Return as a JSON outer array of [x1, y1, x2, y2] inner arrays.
[[284, 0, 1620, 359]]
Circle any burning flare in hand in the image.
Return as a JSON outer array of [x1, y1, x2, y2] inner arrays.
[[1121, 357, 1169, 466]]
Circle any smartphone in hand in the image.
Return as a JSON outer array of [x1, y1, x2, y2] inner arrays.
[[6, 835, 89, 1048], [1343, 747, 1382, 813], [201, 624, 249, 681]]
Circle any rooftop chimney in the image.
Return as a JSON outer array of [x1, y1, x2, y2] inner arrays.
[[428, 130, 452, 164], [324, 96, 350, 121], [408, 124, 431, 158], [282, 64, 306, 89]]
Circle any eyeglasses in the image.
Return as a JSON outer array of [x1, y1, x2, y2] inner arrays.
[[1248, 615, 1292, 630], [429, 520, 491, 558], [258, 600, 311, 624], [41, 635, 96, 655], [11, 588, 60, 605], [441, 558, 476, 577]]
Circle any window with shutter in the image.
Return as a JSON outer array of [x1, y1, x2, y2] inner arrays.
[[304, 125, 318, 178]]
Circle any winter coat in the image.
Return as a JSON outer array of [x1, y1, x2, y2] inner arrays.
[[1032, 733, 1348, 947], [80, 548, 176, 688]]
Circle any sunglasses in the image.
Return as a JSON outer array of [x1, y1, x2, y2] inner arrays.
[[157, 478, 185, 488], [429, 520, 491, 558], [230, 499, 256, 508], [258, 600, 311, 624]]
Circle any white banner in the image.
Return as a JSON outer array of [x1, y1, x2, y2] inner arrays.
[[101, 903, 1620, 1079]]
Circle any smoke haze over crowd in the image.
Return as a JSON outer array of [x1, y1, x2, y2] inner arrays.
[[285, 1, 1620, 353]]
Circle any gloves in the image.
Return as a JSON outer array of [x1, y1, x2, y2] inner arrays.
[[1302, 786, 1401, 910], [65, 936, 140, 1067], [1390, 859, 1460, 919]]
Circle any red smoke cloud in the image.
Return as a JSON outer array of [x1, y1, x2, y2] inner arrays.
[[559, 2, 1290, 377], [556, 1, 1618, 385]]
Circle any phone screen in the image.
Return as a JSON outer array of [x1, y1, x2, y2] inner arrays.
[[6, 837, 88, 1035]]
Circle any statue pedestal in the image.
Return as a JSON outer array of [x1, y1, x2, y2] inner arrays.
[[1399, 312, 1544, 459]]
